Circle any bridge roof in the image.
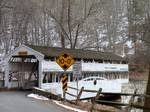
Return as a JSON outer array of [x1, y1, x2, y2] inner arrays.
[[26, 45, 126, 62]]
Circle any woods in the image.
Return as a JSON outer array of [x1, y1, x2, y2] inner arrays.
[[1, 0, 150, 75], [0, 0, 150, 65], [0, 0, 134, 52]]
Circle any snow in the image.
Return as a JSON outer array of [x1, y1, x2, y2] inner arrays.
[[33, 87, 46, 91], [42, 60, 128, 72], [27, 94, 87, 112], [27, 93, 49, 101], [53, 100, 87, 112]]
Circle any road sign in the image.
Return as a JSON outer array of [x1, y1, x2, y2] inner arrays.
[[73, 61, 82, 75], [62, 74, 68, 92], [73, 61, 82, 96], [56, 53, 75, 71]]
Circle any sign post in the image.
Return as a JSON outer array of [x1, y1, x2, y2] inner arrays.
[[62, 74, 68, 99], [56, 53, 75, 100], [73, 61, 82, 97]]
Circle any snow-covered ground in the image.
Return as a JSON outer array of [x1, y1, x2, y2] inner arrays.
[[27, 93, 49, 101], [53, 100, 88, 112], [27, 93, 87, 112]]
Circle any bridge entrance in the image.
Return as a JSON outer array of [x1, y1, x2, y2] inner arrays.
[[4, 45, 44, 89], [8, 56, 38, 89]]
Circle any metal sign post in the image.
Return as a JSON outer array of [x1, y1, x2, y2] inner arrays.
[[73, 61, 82, 97]]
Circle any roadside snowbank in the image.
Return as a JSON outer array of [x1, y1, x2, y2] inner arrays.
[[53, 100, 87, 112], [27, 93, 87, 112], [27, 93, 49, 101]]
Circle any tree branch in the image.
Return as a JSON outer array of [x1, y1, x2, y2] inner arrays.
[[46, 9, 71, 42]]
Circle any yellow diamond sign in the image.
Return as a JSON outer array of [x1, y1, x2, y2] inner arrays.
[[56, 53, 75, 71]]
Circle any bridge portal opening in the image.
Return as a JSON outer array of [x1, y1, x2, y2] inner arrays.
[[7, 55, 39, 89]]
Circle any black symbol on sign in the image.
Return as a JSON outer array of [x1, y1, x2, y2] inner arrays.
[[67, 59, 71, 64], [59, 59, 64, 64], [63, 54, 68, 58], [63, 65, 68, 69]]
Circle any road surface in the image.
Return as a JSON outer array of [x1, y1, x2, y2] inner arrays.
[[0, 91, 71, 112]]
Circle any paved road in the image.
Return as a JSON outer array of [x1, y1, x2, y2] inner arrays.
[[0, 91, 71, 112]]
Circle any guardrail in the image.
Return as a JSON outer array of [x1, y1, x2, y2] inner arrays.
[[66, 86, 150, 112]]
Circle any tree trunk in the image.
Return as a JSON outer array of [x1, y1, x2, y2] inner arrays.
[[144, 62, 150, 111], [60, 0, 65, 48], [61, 33, 65, 48]]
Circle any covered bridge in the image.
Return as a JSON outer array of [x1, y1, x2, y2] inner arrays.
[[4, 45, 128, 89]]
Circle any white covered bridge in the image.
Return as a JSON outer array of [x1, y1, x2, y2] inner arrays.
[[3, 45, 128, 90]]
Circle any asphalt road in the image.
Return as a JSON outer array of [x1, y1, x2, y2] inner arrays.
[[0, 91, 71, 112]]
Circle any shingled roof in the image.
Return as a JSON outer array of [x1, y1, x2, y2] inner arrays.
[[26, 45, 126, 61]]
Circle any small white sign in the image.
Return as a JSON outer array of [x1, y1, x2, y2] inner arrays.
[[73, 61, 82, 75]]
